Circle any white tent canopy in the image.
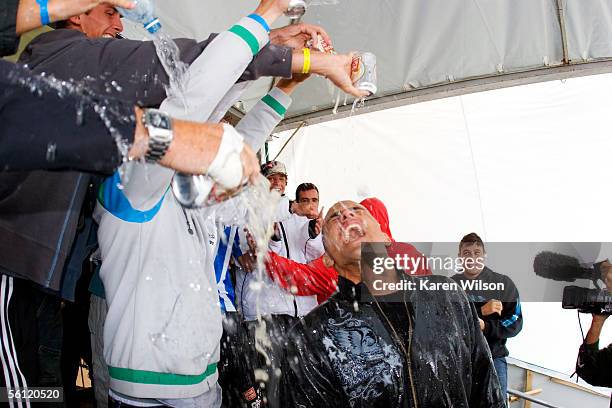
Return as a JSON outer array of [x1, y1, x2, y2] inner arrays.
[[126, 0, 612, 129]]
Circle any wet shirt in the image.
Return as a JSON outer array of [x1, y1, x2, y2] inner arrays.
[[282, 275, 505, 408]]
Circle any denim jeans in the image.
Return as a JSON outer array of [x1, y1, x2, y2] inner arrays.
[[493, 357, 508, 406]]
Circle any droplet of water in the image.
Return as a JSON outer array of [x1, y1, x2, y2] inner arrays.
[[332, 93, 341, 115], [46, 143, 57, 162]]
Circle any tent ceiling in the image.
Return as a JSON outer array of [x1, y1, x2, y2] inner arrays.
[[124, 0, 612, 130]]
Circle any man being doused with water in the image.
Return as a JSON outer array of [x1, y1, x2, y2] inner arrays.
[[281, 201, 505, 407]]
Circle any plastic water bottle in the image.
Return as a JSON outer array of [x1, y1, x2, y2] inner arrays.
[[117, 0, 161, 34]]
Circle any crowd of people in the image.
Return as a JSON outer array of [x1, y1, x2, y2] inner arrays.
[[1, 0, 610, 407]]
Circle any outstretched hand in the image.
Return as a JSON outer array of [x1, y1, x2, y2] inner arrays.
[[270, 23, 332, 50], [319, 52, 369, 98]]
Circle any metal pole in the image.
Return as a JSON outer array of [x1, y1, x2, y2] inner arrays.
[[555, 0, 570, 64], [507, 388, 565, 408]]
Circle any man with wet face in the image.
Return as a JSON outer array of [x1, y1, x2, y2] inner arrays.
[[452, 233, 523, 403], [280, 201, 505, 408]]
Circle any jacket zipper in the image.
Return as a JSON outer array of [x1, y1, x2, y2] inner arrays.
[[181, 207, 194, 235]]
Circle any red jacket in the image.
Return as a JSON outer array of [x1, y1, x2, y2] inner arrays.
[[265, 197, 431, 302]]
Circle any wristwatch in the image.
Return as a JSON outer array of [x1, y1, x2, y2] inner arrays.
[[143, 108, 173, 163]]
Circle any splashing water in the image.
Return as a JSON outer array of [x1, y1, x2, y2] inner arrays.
[[332, 93, 341, 115], [7, 68, 133, 171], [351, 97, 366, 115], [150, 30, 189, 109], [212, 176, 280, 391]]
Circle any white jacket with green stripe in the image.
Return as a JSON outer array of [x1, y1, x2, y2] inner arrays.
[[93, 16, 292, 400]]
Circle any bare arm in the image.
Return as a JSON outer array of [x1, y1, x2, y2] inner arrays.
[[292, 50, 368, 98], [16, 0, 135, 34], [129, 108, 258, 182]]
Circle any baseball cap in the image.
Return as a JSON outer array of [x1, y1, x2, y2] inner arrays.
[[261, 161, 287, 178]]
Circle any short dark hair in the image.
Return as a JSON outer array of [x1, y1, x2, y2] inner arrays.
[[49, 20, 69, 29], [459, 232, 485, 251], [295, 183, 318, 201]]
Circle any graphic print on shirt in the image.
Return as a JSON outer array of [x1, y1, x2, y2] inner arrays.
[[322, 305, 403, 407]]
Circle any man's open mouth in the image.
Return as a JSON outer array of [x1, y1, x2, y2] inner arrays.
[[342, 223, 364, 244]]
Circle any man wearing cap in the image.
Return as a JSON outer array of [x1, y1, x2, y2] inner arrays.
[[260, 160, 293, 220]]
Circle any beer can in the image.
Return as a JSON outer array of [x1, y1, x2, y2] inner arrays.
[[172, 173, 215, 208], [172, 173, 249, 208], [307, 34, 335, 54], [351, 52, 377, 96], [285, 0, 307, 19]]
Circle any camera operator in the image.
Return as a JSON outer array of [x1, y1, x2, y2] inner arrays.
[[576, 260, 612, 388]]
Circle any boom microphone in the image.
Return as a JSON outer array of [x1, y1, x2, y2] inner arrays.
[[533, 251, 600, 282]]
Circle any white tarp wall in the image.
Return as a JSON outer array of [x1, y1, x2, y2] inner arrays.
[[266, 72, 612, 380]]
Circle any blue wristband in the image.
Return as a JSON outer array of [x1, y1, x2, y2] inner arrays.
[[36, 0, 50, 26], [247, 14, 270, 33]]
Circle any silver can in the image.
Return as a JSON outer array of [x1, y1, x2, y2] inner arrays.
[[171, 173, 215, 209], [351, 52, 378, 96], [172, 173, 249, 209], [285, 0, 307, 19]]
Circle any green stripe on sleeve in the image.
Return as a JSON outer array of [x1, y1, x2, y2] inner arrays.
[[262, 94, 287, 117], [228, 25, 259, 56], [109, 363, 217, 386]]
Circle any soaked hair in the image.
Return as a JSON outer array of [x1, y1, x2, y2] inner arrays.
[[459, 232, 485, 251], [295, 183, 318, 202]]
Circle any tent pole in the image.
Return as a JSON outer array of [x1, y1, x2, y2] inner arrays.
[[272, 121, 306, 161], [555, 0, 570, 64]]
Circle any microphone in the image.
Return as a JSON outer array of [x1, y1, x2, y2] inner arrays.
[[533, 251, 600, 282]]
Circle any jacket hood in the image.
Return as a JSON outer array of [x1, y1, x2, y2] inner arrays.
[[360, 197, 393, 241]]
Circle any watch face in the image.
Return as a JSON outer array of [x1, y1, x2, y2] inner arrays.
[[147, 110, 172, 130]]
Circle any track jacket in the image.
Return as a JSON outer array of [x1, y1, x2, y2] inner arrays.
[[94, 17, 292, 400], [451, 267, 523, 358], [0, 25, 291, 295], [214, 225, 242, 313]]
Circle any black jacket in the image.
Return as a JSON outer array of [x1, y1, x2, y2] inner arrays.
[[18, 29, 292, 107], [0, 28, 292, 294], [576, 340, 612, 388], [282, 275, 505, 408], [452, 267, 523, 358], [0, 0, 19, 57]]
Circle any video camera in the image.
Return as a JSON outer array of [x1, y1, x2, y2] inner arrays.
[[533, 251, 612, 315]]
